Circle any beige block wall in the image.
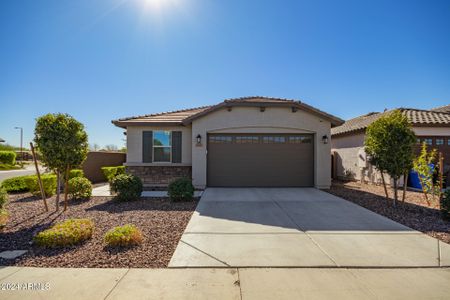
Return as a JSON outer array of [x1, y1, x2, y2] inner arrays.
[[191, 106, 332, 189], [125, 125, 192, 166]]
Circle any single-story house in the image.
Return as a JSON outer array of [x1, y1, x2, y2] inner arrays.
[[331, 107, 450, 183], [112, 96, 344, 189]]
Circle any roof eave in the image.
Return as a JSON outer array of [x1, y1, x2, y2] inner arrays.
[[111, 120, 184, 128]]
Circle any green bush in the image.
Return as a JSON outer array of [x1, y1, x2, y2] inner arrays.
[[0, 151, 16, 165], [25, 175, 57, 197], [441, 191, 450, 220], [101, 166, 125, 182], [68, 177, 92, 200], [1, 175, 32, 192], [69, 169, 84, 179], [104, 224, 143, 247], [168, 177, 194, 202], [0, 187, 7, 209], [0, 164, 21, 171], [34, 219, 94, 247], [110, 174, 142, 201]]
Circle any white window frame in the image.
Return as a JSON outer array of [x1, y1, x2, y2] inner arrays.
[[153, 130, 172, 162]]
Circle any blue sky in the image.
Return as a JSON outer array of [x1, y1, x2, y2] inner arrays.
[[1, 0, 449, 148]]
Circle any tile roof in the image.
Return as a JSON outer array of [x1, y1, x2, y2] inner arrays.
[[331, 108, 450, 136], [431, 104, 450, 113], [112, 106, 212, 127], [112, 96, 344, 127]]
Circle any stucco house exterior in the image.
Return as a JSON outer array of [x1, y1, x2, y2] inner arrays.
[[331, 107, 450, 184], [113, 96, 344, 189]]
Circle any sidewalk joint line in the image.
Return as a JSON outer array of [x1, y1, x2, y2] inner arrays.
[[0, 267, 23, 281], [104, 268, 130, 300], [180, 240, 231, 267]]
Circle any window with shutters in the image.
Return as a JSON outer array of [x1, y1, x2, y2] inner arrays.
[[153, 131, 171, 162]]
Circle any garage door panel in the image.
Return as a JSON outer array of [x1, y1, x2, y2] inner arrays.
[[207, 134, 314, 187]]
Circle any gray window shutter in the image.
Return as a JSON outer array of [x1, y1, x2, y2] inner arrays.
[[172, 131, 182, 163], [142, 131, 153, 162]]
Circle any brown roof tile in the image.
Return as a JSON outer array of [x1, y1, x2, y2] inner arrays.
[[431, 104, 450, 113], [331, 108, 450, 136]]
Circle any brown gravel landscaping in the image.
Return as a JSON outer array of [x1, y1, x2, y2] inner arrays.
[[327, 180, 450, 244], [0, 193, 198, 268]]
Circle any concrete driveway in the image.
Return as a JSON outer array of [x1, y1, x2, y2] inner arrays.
[[170, 188, 450, 267]]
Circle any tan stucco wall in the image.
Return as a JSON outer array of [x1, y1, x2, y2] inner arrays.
[[191, 106, 332, 189], [125, 125, 192, 166], [413, 127, 450, 136]]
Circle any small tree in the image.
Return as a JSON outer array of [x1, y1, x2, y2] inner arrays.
[[34, 113, 88, 211], [365, 110, 416, 207], [413, 142, 437, 205]]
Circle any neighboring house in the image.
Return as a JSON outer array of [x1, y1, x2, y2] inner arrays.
[[331, 107, 450, 184], [113, 96, 344, 189], [0, 138, 4, 143], [431, 104, 450, 114]]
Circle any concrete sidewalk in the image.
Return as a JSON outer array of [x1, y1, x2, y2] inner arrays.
[[0, 266, 449, 299]]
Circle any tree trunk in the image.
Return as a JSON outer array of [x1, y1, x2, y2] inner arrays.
[[418, 177, 430, 206], [63, 166, 70, 211], [402, 172, 408, 204], [56, 171, 60, 211], [380, 172, 389, 199], [393, 177, 398, 208]]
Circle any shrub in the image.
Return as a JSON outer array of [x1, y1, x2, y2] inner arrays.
[[69, 169, 84, 179], [110, 174, 142, 201], [168, 177, 194, 202], [441, 191, 450, 220], [25, 174, 57, 197], [0, 187, 7, 209], [68, 177, 92, 200], [0, 187, 8, 229], [0, 164, 21, 171], [101, 166, 125, 182], [1, 175, 32, 192], [104, 224, 143, 247], [34, 219, 94, 247], [0, 151, 16, 165]]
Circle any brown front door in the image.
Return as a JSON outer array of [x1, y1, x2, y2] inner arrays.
[[207, 133, 314, 187]]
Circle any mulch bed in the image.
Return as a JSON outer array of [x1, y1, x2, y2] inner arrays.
[[0, 193, 198, 268], [327, 181, 450, 244]]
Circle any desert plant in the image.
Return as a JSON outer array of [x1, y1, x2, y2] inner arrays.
[[110, 174, 143, 201], [365, 110, 416, 207], [0, 186, 8, 208], [441, 191, 450, 220], [34, 113, 89, 211], [68, 169, 84, 179], [0, 151, 16, 165], [413, 143, 437, 205], [101, 166, 126, 182], [1, 175, 33, 192], [104, 224, 143, 247], [168, 177, 194, 202], [0, 209, 8, 230], [25, 174, 57, 197], [68, 177, 92, 200], [34, 219, 94, 247]]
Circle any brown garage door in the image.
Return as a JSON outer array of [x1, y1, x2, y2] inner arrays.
[[207, 133, 314, 187]]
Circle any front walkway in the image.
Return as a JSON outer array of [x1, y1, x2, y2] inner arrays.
[[92, 184, 203, 197], [170, 188, 450, 267], [1, 266, 449, 299]]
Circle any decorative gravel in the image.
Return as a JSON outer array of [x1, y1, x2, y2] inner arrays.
[[327, 181, 450, 244], [0, 193, 198, 268]]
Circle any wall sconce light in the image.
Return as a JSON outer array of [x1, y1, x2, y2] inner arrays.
[[322, 135, 329, 144], [196, 134, 202, 145]]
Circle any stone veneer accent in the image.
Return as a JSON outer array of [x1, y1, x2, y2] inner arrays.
[[126, 166, 192, 187]]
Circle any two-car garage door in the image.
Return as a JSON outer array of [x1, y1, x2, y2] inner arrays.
[[207, 133, 314, 187]]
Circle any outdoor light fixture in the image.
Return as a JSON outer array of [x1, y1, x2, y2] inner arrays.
[[322, 135, 329, 144], [196, 134, 202, 145]]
